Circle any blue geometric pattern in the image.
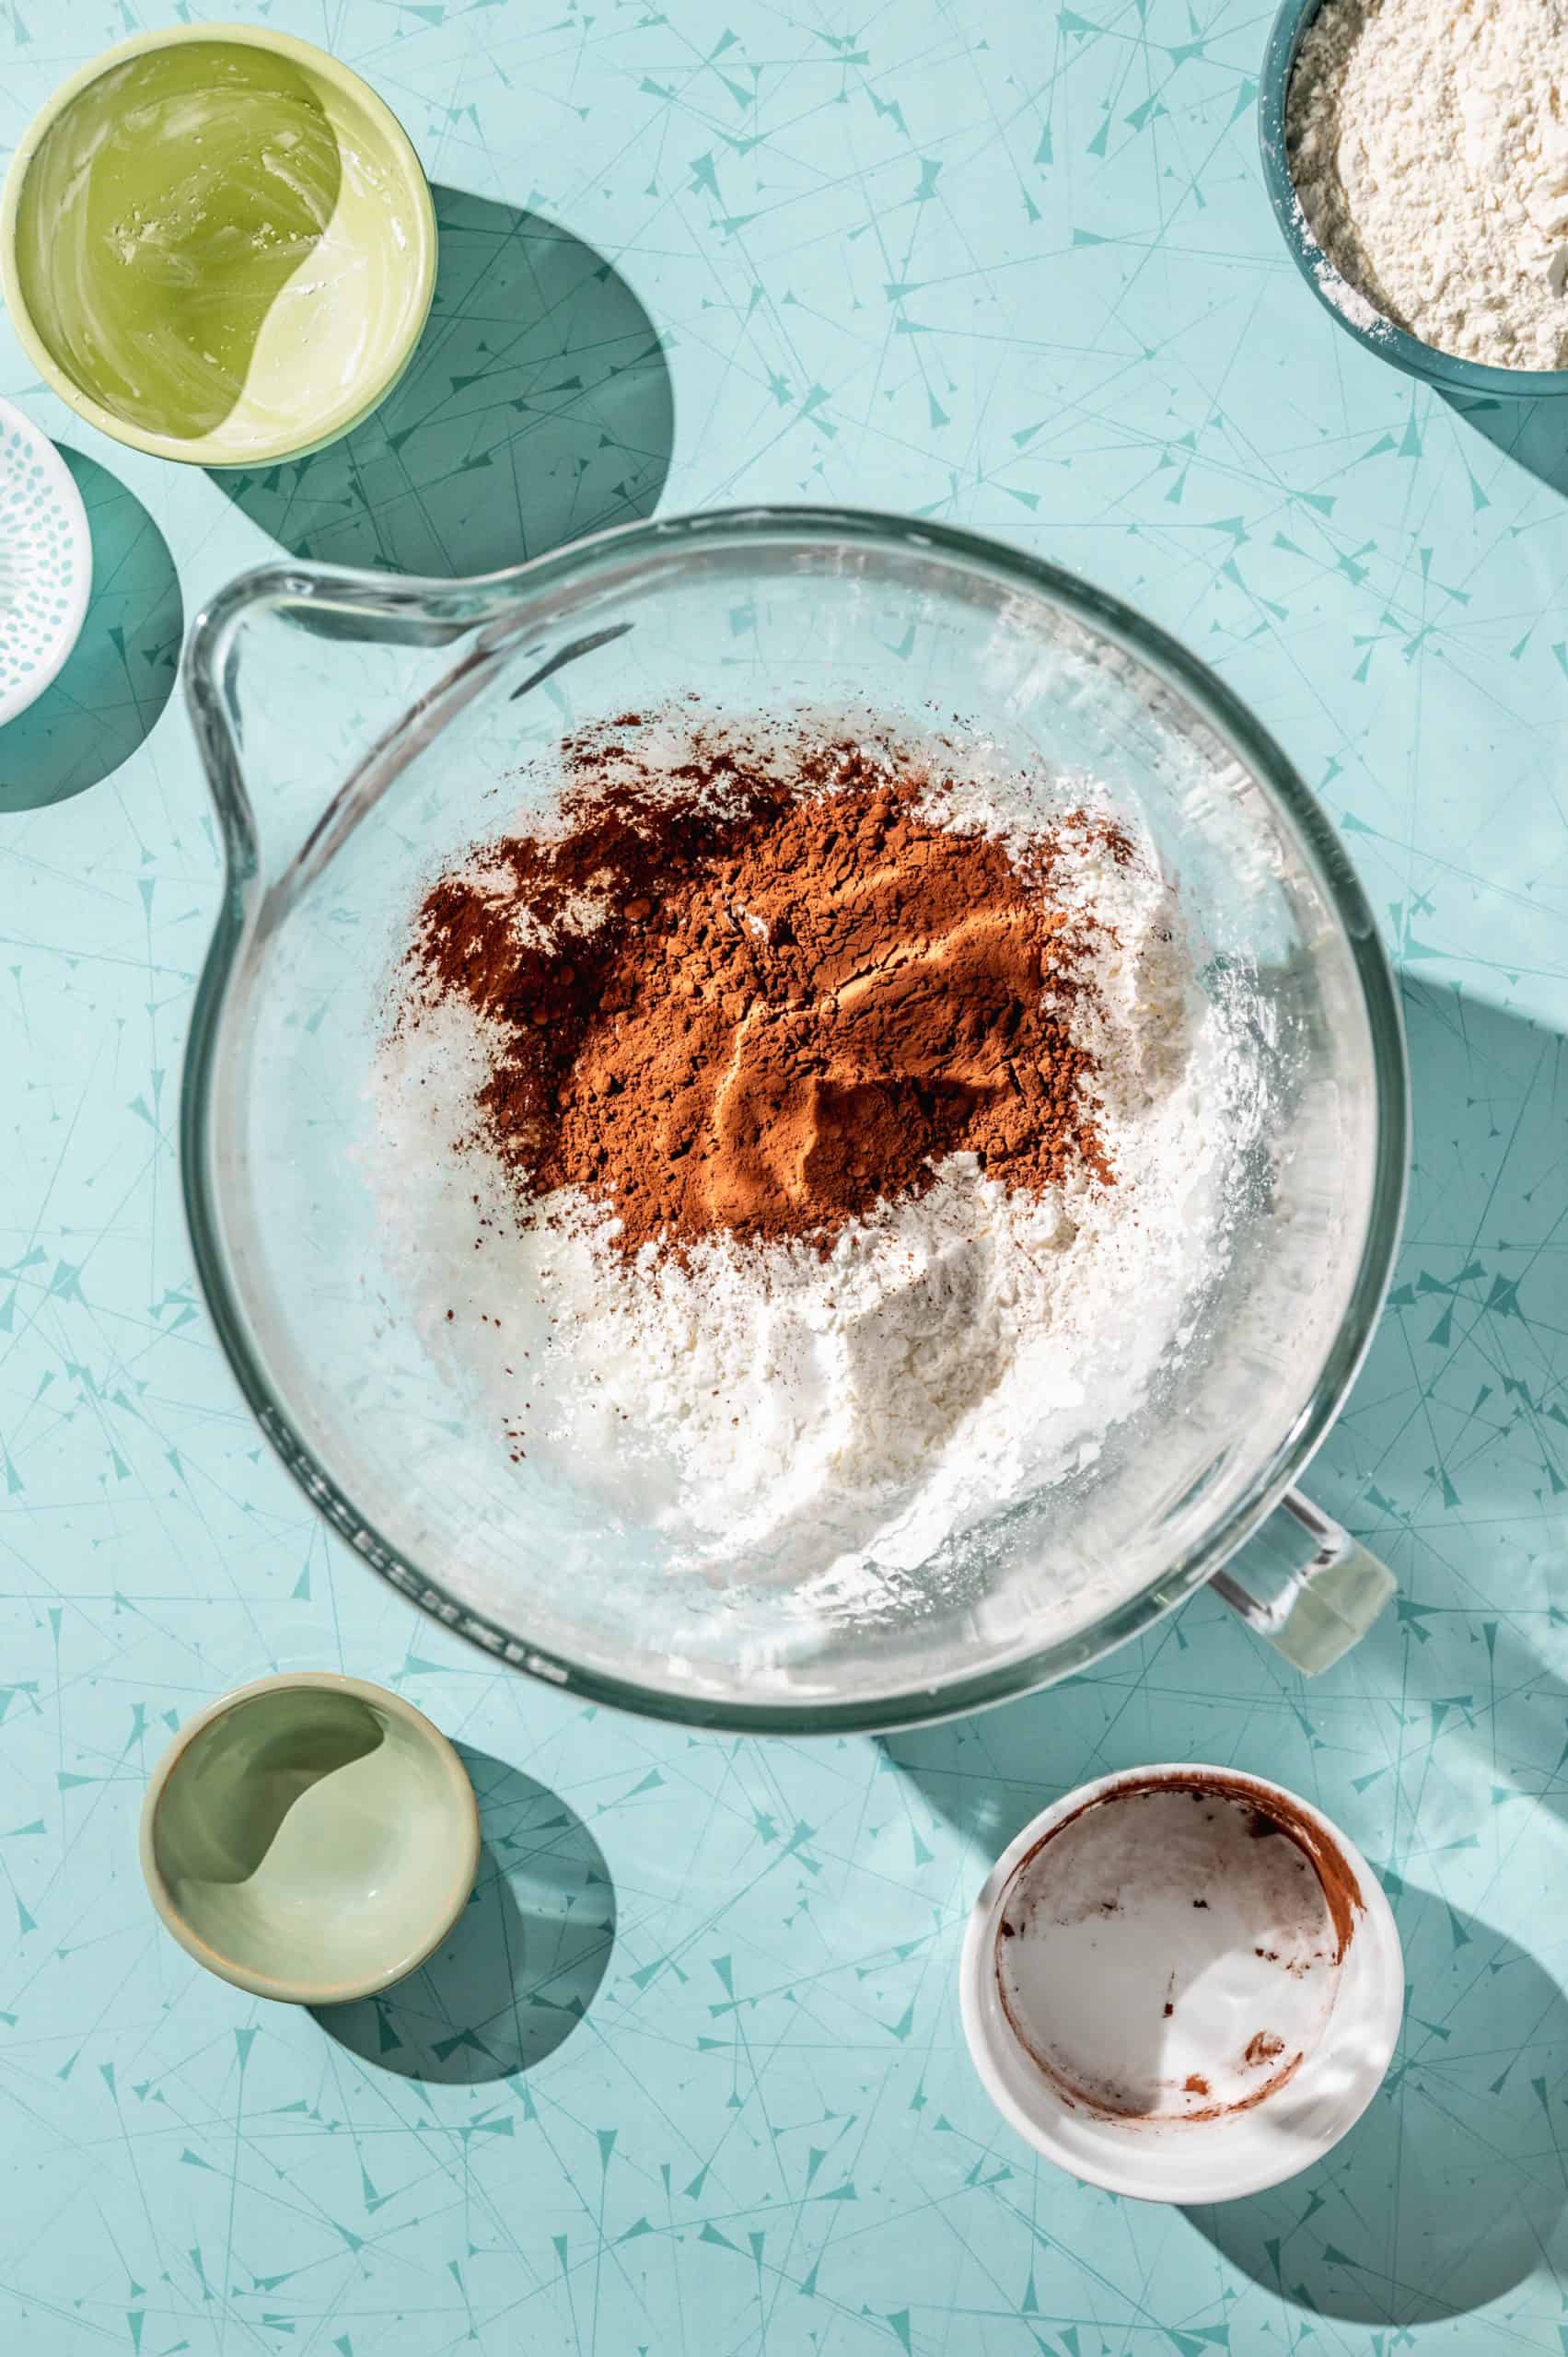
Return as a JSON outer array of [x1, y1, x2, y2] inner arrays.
[[1, 1, 1564, 2350]]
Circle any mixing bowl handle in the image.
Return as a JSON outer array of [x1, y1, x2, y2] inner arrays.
[[1207, 1491, 1395, 1675]]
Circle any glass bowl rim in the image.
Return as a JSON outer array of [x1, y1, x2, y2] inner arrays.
[[1259, 0, 1568, 399], [180, 502, 1410, 1734]]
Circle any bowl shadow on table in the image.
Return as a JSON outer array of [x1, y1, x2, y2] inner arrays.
[[1439, 386, 1568, 495], [1315, 977, 1568, 1822], [311, 1746, 614, 2083], [0, 447, 182, 814], [214, 184, 674, 579], [1184, 1891, 1568, 2327]]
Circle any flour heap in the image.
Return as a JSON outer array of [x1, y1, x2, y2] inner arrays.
[[1287, 0, 1568, 369], [375, 714, 1251, 1599]]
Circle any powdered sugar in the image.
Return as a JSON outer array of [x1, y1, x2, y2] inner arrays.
[[373, 745, 1254, 1611]]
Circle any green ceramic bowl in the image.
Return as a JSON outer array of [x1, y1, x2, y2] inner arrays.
[[0, 26, 436, 468], [140, 1673, 481, 2003]]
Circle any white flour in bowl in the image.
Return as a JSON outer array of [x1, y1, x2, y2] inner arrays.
[[372, 761, 1258, 1604], [1288, 0, 1568, 370]]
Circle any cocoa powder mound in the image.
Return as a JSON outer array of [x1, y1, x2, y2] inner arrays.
[[403, 727, 1117, 1259]]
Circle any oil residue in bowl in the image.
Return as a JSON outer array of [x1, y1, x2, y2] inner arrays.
[[14, 41, 419, 448], [995, 1774, 1363, 2122]]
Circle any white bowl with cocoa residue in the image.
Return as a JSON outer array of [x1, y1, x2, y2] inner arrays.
[[959, 1763, 1402, 2201]]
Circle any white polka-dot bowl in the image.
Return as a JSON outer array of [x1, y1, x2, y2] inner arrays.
[[0, 397, 91, 728]]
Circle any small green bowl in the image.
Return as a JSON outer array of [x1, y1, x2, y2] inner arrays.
[[140, 1673, 480, 2003], [0, 26, 437, 468]]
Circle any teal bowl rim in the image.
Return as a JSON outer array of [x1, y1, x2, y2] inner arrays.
[[0, 23, 439, 469], [1259, 0, 1568, 399], [138, 1671, 482, 2004], [179, 503, 1410, 1737]]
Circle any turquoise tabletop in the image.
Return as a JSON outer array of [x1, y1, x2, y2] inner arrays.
[[3, 4, 1565, 2351]]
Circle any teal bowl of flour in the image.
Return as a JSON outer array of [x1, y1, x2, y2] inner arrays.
[[140, 1673, 481, 2003], [0, 397, 91, 728], [1260, 0, 1568, 397]]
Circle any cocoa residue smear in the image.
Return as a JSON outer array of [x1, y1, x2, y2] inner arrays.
[[402, 722, 1123, 1258], [993, 1771, 1362, 2126]]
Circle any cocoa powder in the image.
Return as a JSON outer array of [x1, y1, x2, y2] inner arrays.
[[403, 724, 1118, 1259]]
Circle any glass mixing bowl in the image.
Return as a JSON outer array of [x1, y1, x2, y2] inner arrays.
[[182, 507, 1407, 1732]]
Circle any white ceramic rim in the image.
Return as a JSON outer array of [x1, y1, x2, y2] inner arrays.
[[138, 1669, 482, 2004], [958, 1762, 1404, 2202], [0, 396, 92, 728]]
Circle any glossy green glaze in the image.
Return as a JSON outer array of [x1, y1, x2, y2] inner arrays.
[[140, 1675, 480, 2003], [1, 28, 436, 465]]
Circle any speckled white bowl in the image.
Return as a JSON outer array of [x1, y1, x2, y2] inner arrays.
[[0, 399, 91, 727]]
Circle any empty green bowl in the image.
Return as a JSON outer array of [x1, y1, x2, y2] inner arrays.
[[0, 26, 436, 467], [140, 1673, 481, 2003]]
